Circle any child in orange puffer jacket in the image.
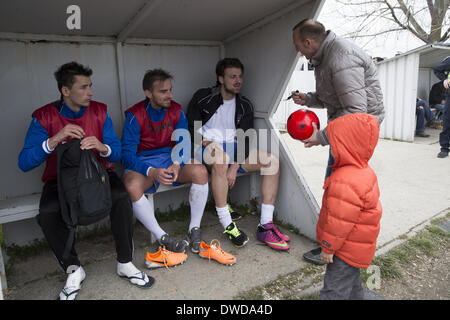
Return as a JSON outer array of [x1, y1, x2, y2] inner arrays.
[[316, 113, 383, 300]]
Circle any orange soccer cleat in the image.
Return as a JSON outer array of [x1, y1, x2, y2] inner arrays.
[[145, 246, 187, 269], [198, 239, 237, 266]]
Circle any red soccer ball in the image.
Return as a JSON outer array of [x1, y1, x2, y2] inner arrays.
[[287, 109, 320, 140]]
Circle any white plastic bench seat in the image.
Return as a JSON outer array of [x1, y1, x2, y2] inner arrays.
[[0, 193, 41, 225]]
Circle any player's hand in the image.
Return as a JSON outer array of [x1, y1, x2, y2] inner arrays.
[[80, 136, 108, 154], [292, 91, 307, 105], [302, 123, 320, 148], [167, 162, 181, 183], [150, 168, 175, 186], [226, 164, 239, 189], [444, 79, 449, 89], [320, 251, 334, 263], [49, 124, 85, 149]]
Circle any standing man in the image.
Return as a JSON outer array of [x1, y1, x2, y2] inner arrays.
[[187, 58, 290, 251], [433, 56, 450, 158], [291, 19, 385, 264], [18, 61, 154, 300], [121, 69, 209, 264]]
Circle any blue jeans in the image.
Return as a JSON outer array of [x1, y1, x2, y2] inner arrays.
[[431, 104, 445, 120], [439, 97, 450, 152], [416, 100, 435, 132]]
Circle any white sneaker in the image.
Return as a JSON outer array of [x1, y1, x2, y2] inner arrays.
[[58, 266, 86, 300]]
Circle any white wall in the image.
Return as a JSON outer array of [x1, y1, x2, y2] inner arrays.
[[272, 58, 328, 131], [0, 39, 221, 199], [418, 67, 440, 102], [377, 53, 420, 142], [121, 44, 220, 112], [0, 40, 122, 199], [224, 0, 322, 240]]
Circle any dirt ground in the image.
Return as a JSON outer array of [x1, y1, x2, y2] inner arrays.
[[235, 218, 450, 301], [378, 239, 449, 300]]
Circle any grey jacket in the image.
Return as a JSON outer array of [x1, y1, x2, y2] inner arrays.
[[306, 31, 385, 145]]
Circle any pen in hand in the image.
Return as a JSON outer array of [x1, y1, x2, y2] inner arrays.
[[285, 90, 299, 101]]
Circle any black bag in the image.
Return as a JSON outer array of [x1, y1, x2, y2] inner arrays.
[[56, 138, 112, 260]]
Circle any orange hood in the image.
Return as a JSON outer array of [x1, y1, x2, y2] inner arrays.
[[327, 113, 379, 170]]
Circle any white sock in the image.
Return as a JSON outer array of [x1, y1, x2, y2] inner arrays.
[[65, 266, 84, 286], [132, 194, 166, 241], [59, 266, 85, 300], [188, 183, 209, 231], [216, 205, 232, 229], [260, 203, 275, 225], [117, 262, 149, 286]]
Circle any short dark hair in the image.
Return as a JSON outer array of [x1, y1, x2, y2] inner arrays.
[[54, 61, 92, 93], [215, 58, 244, 86], [292, 19, 327, 41], [142, 68, 173, 92]]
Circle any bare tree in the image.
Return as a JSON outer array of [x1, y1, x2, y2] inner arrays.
[[334, 0, 449, 44]]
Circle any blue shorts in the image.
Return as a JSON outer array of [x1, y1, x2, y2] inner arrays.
[[194, 141, 246, 174], [124, 153, 184, 194]]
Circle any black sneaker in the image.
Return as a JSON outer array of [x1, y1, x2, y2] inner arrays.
[[188, 227, 202, 253], [211, 204, 243, 221], [160, 234, 189, 253], [437, 150, 449, 158], [228, 204, 242, 221], [223, 222, 249, 248], [303, 247, 326, 265]]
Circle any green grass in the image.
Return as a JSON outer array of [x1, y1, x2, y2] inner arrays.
[[236, 215, 449, 300], [361, 219, 449, 283]]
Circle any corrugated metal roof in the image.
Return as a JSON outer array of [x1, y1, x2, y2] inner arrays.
[[377, 43, 450, 68]]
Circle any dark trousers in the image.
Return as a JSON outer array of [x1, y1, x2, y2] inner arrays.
[[416, 100, 435, 132], [439, 97, 450, 152], [36, 171, 134, 272], [320, 256, 364, 300]]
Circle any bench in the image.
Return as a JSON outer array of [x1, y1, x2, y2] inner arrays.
[[0, 171, 256, 296]]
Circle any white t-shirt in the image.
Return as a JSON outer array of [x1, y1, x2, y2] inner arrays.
[[197, 97, 236, 143]]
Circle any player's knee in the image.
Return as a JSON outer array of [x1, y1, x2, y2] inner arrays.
[[193, 164, 209, 184], [261, 152, 280, 176], [211, 162, 227, 177], [123, 176, 144, 201]]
